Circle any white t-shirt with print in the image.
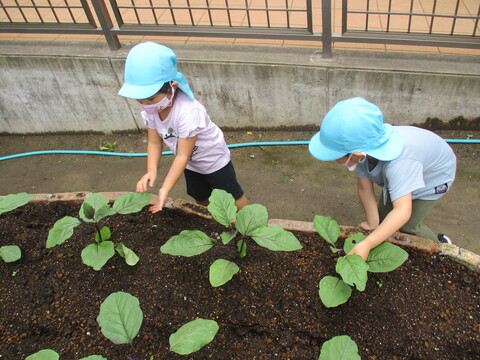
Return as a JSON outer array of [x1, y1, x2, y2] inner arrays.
[[141, 92, 230, 174]]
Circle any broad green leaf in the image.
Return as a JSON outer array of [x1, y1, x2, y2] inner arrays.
[[209, 259, 240, 287], [113, 192, 152, 214], [343, 233, 367, 254], [116, 243, 140, 266], [0, 192, 33, 215], [95, 226, 111, 243], [0, 245, 22, 263], [313, 215, 340, 245], [97, 291, 143, 344], [93, 204, 116, 223], [236, 239, 247, 258], [251, 226, 302, 251], [236, 204, 269, 236], [318, 276, 352, 308], [160, 230, 214, 257], [46, 216, 81, 248], [26, 349, 59, 360], [220, 230, 237, 245], [367, 242, 409, 273], [169, 318, 219, 355], [84, 193, 110, 208], [80, 356, 108, 360], [336, 255, 369, 291], [81, 241, 115, 270], [207, 189, 237, 227], [318, 335, 360, 360]]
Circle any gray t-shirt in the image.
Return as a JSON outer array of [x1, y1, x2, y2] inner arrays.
[[356, 126, 456, 201]]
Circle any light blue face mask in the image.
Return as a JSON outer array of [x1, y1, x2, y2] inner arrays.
[[344, 152, 367, 171]]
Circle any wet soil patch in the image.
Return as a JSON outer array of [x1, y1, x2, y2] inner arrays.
[[0, 202, 479, 359]]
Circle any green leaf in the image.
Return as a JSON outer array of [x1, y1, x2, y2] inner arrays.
[[46, 216, 81, 248], [313, 215, 340, 245], [26, 349, 60, 360], [209, 259, 240, 287], [79, 356, 108, 360], [169, 318, 219, 355], [116, 243, 140, 266], [343, 233, 367, 254], [113, 192, 152, 214], [207, 189, 237, 227], [220, 230, 237, 245], [0, 192, 33, 215], [251, 226, 302, 251], [0, 245, 22, 263], [236, 239, 247, 258], [330, 246, 342, 254], [95, 226, 111, 243], [160, 230, 214, 257], [236, 204, 269, 236], [80, 194, 115, 222], [97, 291, 143, 345], [367, 242, 409, 273], [318, 335, 361, 360], [81, 241, 115, 270], [336, 255, 369, 291], [318, 276, 352, 308]]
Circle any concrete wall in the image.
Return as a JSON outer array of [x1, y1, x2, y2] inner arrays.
[[1, 41, 479, 134]]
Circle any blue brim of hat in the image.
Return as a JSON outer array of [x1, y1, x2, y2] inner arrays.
[[309, 125, 404, 162], [308, 131, 347, 161], [118, 72, 195, 100]]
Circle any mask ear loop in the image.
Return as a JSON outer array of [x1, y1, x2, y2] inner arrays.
[[166, 82, 175, 108]]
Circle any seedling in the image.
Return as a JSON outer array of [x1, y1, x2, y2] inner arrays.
[[26, 349, 106, 359], [161, 189, 302, 287], [46, 192, 151, 270], [97, 292, 218, 357], [314, 215, 408, 308], [318, 335, 360, 360], [0, 193, 33, 263], [99, 140, 117, 152]]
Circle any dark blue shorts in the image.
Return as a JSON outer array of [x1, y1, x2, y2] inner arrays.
[[184, 161, 244, 202]]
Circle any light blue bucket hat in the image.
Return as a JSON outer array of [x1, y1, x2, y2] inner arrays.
[[118, 42, 194, 100], [309, 97, 404, 161]]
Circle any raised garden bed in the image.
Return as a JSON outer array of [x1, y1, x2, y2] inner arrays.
[[0, 192, 479, 359]]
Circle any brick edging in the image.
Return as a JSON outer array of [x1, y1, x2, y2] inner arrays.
[[27, 192, 480, 273]]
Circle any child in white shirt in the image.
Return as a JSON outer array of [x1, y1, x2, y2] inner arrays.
[[118, 42, 248, 212]]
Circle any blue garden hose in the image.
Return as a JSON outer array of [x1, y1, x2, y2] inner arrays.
[[0, 139, 478, 161]]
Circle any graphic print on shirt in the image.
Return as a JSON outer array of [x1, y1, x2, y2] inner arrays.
[[163, 127, 176, 140]]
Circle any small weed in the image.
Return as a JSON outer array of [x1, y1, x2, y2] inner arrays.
[[376, 281, 383, 287], [271, 160, 280, 165], [278, 175, 292, 184], [466, 134, 473, 140], [99, 140, 117, 152]]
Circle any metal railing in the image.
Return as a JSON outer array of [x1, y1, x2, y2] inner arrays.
[[1, 0, 479, 57]]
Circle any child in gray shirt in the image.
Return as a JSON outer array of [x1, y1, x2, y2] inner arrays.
[[309, 97, 456, 261]]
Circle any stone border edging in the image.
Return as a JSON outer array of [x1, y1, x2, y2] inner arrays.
[[28, 192, 480, 273]]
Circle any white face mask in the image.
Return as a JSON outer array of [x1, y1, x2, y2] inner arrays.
[[344, 152, 367, 172], [139, 84, 175, 114]]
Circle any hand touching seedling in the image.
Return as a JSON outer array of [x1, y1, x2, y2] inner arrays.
[[161, 189, 303, 287], [46, 192, 151, 270], [314, 215, 408, 308]]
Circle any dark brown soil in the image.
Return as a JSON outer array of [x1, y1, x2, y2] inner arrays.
[[0, 202, 479, 360]]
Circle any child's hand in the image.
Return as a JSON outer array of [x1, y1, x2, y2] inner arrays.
[[136, 172, 156, 192], [347, 241, 372, 262], [358, 221, 378, 231], [149, 188, 169, 214]]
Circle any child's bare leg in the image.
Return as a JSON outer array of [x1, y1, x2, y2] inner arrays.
[[235, 195, 248, 210]]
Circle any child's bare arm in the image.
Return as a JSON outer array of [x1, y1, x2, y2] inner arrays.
[[349, 193, 412, 260], [357, 177, 379, 230], [149, 136, 197, 213], [136, 129, 163, 192]]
